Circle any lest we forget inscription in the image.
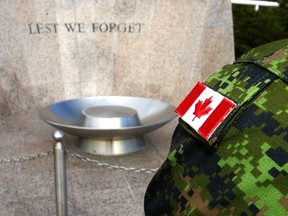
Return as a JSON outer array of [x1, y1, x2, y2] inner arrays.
[[28, 22, 145, 34]]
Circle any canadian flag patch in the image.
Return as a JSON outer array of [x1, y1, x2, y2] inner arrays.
[[176, 82, 236, 140]]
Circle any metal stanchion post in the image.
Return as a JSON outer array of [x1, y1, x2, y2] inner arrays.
[[53, 131, 68, 216]]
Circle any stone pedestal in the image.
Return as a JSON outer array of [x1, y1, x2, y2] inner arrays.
[[0, 0, 234, 118]]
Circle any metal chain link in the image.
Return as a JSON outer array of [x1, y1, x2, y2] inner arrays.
[[67, 150, 159, 173], [0, 150, 53, 164], [0, 149, 159, 173]]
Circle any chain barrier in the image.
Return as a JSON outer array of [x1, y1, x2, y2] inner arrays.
[[0, 149, 159, 173], [0, 150, 54, 164], [67, 150, 159, 173]]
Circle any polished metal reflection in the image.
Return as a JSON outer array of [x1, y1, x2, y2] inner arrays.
[[79, 106, 141, 129], [39, 96, 176, 155]]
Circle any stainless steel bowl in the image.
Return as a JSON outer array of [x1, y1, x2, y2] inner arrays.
[[39, 96, 176, 155]]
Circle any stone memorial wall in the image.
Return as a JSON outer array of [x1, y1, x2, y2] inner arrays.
[[0, 2, 235, 213], [0, 0, 234, 119]]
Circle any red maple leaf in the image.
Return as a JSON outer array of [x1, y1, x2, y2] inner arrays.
[[192, 96, 213, 121]]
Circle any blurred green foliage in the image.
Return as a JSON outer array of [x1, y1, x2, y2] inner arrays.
[[232, 0, 288, 58]]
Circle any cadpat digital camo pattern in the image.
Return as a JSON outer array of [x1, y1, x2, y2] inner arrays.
[[144, 39, 288, 215]]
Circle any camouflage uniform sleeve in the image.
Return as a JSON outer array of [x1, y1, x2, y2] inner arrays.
[[144, 39, 288, 216]]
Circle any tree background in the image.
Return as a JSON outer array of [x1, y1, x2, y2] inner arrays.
[[232, 0, 288, 58]]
